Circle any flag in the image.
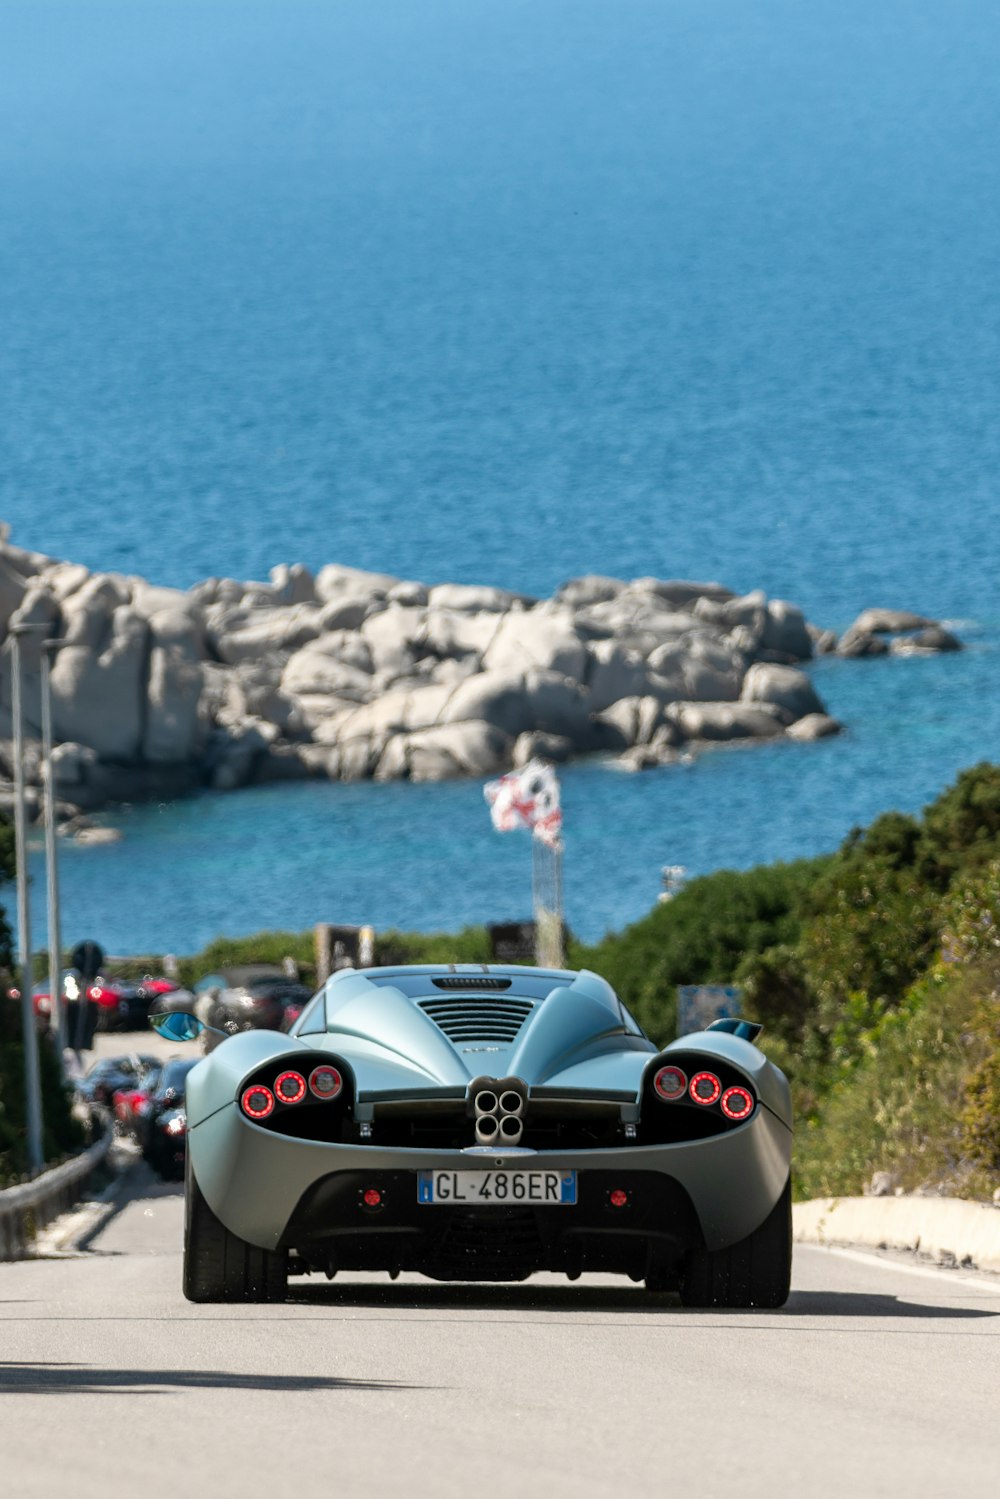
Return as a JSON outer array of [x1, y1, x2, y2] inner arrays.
[[484, 760, 563, 849]]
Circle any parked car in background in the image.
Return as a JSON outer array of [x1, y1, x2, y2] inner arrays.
[[189, 967, 314, 1053], [138, 1058, 200, 1179], [88, 976, 151, 1032], [77, 1054, 162, 1109], [137, 975, 183, 1004], [112, 1064, 164, 1138]]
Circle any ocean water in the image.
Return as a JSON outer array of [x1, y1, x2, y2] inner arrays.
[[4, 0, 1000, 952]]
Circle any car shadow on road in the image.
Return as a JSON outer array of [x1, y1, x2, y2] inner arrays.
[[287, 1281, 999, 1319], [0, 1362, 418, 1395]]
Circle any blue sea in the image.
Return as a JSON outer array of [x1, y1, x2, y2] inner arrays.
[[4, 0, 1000, 953]]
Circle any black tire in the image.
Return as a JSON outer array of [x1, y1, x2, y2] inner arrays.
[[183, 1157, 287, 1304], [678, 1176, 792, 1309]]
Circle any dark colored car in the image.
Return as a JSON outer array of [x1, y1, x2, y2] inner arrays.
[[77, 1054, 162, 1109], [193, 967, 314, 1053], [139, 1058, 200, 1180]]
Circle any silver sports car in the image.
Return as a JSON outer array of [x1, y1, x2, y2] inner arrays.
[[153, 963, 792, 1307]]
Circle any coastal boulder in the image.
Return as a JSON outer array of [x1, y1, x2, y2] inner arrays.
[[360, 605, 427, 679], [597, 695, 675, 747], [740, 662, 825, 722], [421, 609, 502, 662], [210, 718, 279, 791], [837, 629, 889, 658], [269, 563, 316, 606], [0, 557, 28, 632], [761, 600, 813, 660], [890, 626, 962, 655], [513, 731, 575, 766], [671, 701, 786, 741], [849, 608, 934, 636], [280, 637, 373, 700], [786, 713, 842, 740], [482, 607, 588, 680], [143, 609, 206, 763], [382, 721, 513, 782], [556, 575, 628, 610], [428, 583, 533, 613], [584, 640, 653, 713], [315, 563, 399, 605], [208, 604, 323, 665], [336, 684, 453, 745], [130, 579, 199, 621], [51, 605, 148, 760]]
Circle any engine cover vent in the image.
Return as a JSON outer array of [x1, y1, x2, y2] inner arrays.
[[418, 995, 534, 1043], [431, 977, 512, 991]]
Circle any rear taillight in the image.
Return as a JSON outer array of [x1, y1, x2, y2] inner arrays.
[[241, 1085, 275, 1119], [274, 1071, 307, 1105], [653, 1065, 687, 1101], [689, 1071, 722, 1106], [720, 1086, 754, 1121], [309, 1065, 343, 1099]]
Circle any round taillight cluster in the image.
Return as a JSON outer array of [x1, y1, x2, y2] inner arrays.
[[240, 1062, 344, 1120], [651, 1064, 755, 1121], [309, 1065, 343, 1099], [653, 1066, 687, 1101], [689, 1071, 722, 1106], [720, 1086, 754, 1120], [241, 1085, 275, 1119], [275, 1071, 306, 1104]]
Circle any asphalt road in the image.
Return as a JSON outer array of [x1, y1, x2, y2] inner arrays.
[[2, 1172, 999, 1499]]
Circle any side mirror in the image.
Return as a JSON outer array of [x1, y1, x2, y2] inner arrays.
[[149, 1011, 202, 1042]]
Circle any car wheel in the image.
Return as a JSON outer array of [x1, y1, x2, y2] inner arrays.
[[678, 1175, 792, 1309], [183, 1157, 287, 1304]]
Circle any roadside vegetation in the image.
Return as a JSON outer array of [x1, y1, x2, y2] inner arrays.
[[573, 763, 1000, 1201]]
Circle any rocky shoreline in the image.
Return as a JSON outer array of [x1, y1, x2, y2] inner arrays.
[[0, 534, 962, 830]]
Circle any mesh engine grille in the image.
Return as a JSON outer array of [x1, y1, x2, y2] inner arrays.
[[418, 994, 534, 1043]]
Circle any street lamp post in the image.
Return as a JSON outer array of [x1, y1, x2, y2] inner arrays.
[[40, 642, 68, 1075], [9, 626, 45, 1175]]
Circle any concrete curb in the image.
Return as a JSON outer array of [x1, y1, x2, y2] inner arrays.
[[794, 1195, 1000, 1273]]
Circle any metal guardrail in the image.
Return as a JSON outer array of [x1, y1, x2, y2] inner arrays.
[[0, 1121, 113, 1261]]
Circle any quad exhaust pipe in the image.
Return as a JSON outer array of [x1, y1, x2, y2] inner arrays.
[[471, 1078, 527, 1145]]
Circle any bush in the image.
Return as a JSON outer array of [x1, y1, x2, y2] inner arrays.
[[793, 966, 995, 1200], [573, 859, 824, 1043], [0, 989, 85, 1185]]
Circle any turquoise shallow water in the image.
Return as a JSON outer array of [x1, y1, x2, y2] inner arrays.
[[5, 0, 1000, 950]]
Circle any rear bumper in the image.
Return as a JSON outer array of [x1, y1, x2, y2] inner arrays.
[[282, 1167, 703, 1281], [190, 1102, 791, 1269]]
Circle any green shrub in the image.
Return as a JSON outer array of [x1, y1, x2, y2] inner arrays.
[[792, 966, 996, 1200], [0, 989, 85, 1185], [574, 859, 825, 1043]]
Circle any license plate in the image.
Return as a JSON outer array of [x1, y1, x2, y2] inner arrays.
[[417, 1170, 577, 1205]]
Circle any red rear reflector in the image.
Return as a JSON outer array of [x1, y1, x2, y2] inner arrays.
[[653, 1065, 687, 1101], [609, 1188, 629, 1208], [689, 1071, 722, 1106], [274, 1070, 307, 1104], [720, 1086, 754, 1120], [241, 1085, 275, 1119], [309, 1065, 343, 1099], [363, 1188, 382, 1208]]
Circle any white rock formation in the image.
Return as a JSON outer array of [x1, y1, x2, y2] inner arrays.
[[0, 538, 961, 812]]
